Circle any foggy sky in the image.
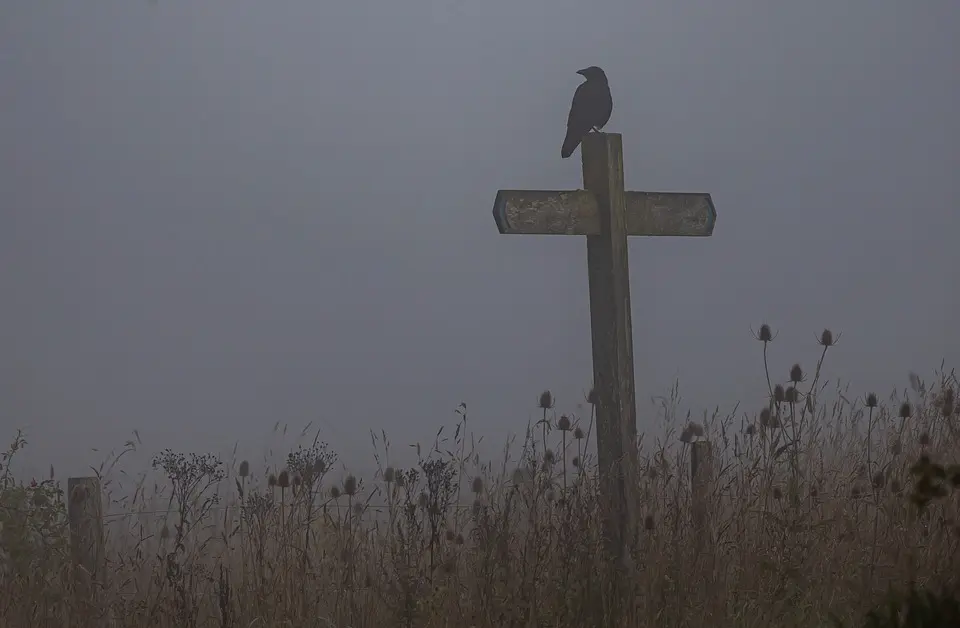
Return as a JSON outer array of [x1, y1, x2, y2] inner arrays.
[[2, 0, 958, 482]]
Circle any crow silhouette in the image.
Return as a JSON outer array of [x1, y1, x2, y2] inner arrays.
[[561, 66, 612, 159]]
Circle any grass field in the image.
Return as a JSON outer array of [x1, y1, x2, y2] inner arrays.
[[1, 329, 959, 627]]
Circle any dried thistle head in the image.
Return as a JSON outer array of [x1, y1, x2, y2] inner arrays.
[[383, 467, 396, 483], [471, 498, 484, 518], [587, 388, 600, 405], [471, 476, 484, 494], [343, 475, 358, 496], [538, 390, 554, 410], [679, 426, 694, 443], [572, 456, 581, 468], [292, 475, 302, 488], [278, 470, 290, 489], [574, 427, 585, 440], [789, 364, 804, 384], [819, 329, 835, 347], [689, 422, 704, 438], [557, 415, 572, 431], [899, 402, 912, 419], [774, 385, 785, 404], [745, 424, 756, 436], [352, 502, 363, 516], [784, 387, 799, 404], [330, 486, 341, 499], [759, 408, 771, 427], [268, 474, 277, 488], [238, 461, 250, 478], [756, 324, 773, 342], [865, 393, 878, 408]]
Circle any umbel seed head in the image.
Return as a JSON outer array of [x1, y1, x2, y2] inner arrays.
[[539, 390, 554, 409]]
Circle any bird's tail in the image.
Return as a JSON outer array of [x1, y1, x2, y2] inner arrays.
[[561, 130, 581, 159]]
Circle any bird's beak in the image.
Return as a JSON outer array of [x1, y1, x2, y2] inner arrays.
[[576, 69, 587, 77]]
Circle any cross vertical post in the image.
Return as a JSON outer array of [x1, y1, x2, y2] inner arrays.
[[581, 132, 640, 566]]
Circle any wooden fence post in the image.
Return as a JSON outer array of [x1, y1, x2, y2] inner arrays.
[[690, 440, 714, 536], [68, 477, 104, 608]]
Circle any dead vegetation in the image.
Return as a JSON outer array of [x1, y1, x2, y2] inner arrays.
[[1, 326, 958, 627]]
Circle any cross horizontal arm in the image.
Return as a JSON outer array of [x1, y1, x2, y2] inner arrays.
[[493, 189, 716, 237]]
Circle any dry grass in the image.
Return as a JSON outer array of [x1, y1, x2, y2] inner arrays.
[[1, 331, 959, 627]]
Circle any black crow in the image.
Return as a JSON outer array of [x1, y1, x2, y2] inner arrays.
[[561, 66, 613, 159]]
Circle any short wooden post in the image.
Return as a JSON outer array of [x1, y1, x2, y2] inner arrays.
[[690, 440, 713, 534], [68, 477, 104, 604]]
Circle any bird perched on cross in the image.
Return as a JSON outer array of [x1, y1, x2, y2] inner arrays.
[[561, 66, 613, 159]]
